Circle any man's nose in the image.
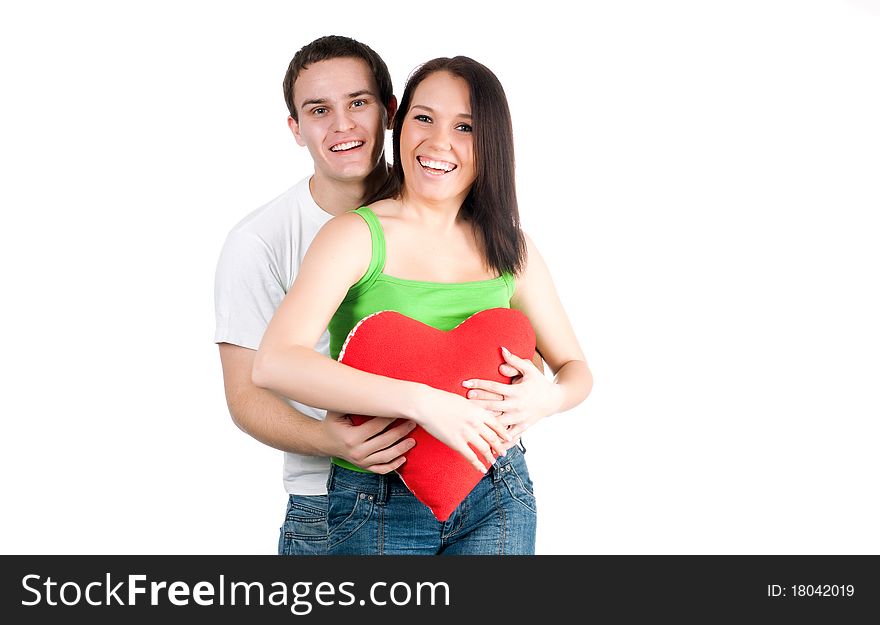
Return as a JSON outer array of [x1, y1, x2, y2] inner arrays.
[[333, 109, 356, 132]]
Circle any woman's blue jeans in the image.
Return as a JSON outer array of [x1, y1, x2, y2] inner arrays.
[[326, 444, 537, 555]]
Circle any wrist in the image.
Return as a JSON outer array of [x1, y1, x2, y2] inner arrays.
[[315, 416, 343, 458]]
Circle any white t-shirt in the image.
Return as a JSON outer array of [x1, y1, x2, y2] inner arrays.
[[214, 176, 333, 495]]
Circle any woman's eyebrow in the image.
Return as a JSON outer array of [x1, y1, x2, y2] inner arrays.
[[411, 104, 471, 119]]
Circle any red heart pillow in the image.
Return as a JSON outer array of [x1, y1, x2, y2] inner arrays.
[[337, 307, 536, 521]]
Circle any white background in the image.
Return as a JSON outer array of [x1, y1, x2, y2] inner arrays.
[[1, 0, 878, 555]]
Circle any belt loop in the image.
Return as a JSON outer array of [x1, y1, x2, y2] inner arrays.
[[377, 473, 389, 504], [491, 456, 505, 483], [326, 463, 336, 491]]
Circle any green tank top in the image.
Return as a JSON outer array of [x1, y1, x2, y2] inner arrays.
[[328, 205, 516, 472]]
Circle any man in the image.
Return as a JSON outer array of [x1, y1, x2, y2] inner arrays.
[[214, 36, 414, 555]]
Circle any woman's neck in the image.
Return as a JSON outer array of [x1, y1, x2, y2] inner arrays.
[[397, 190, 469, 232]]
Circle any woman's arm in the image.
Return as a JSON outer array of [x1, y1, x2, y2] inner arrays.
[[252, 213, 509, 472], [463, 233, 593, 435]]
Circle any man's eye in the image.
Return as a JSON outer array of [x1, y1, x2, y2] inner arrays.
[[352, 99, 367, 108], [312, 107, 328, 115]]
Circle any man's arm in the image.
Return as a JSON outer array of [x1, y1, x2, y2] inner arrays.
[[219, 343, 415, 473]]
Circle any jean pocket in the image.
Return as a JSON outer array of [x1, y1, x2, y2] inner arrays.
[[278, 496, 329, 555], [500, 457, 537, 513], [285, 496, 327, 523], [327, 488, 374, 550]]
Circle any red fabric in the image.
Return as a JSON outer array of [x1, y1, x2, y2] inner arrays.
[[337, 307, 536, 521]]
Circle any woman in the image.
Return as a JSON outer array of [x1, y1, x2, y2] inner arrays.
[[254, 57, 591, 554]]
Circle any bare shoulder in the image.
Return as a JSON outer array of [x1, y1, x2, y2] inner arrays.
[[312, 210, 372, 250], [520, 230, 547, 275], [298, 210, 374, 287], [365, 198, 400, 218]]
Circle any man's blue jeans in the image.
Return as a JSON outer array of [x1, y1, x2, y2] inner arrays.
[[326, 444, 537, 555], [277, 494, 329, 555]]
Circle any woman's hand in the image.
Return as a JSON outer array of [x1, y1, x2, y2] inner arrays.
[[463, 347, 564, 438], [413, 386, 512, 474]]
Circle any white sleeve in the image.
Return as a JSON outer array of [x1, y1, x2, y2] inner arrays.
[[214, 229, 286, 350]]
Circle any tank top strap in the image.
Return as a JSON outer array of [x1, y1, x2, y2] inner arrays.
[[344, 206, 387, 302]]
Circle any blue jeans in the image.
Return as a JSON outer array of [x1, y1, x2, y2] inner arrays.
[[277, 494, 329, 555], [326, 444, 537, 555]]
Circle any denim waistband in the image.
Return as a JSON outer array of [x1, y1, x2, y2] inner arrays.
[[326, 443, 527, 503]]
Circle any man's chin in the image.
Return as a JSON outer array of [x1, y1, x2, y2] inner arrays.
[[326, 162, 384, 183]]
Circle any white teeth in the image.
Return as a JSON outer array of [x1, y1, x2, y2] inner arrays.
[[418, 157, 456, 172], [330, 141, 364, 152]]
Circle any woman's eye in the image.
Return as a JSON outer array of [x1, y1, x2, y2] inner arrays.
[[351, 99, 366, 108], [414, 114, 431, 123], [456, 123, 473, 133]]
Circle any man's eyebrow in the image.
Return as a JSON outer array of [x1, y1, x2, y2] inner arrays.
[[300, 90, 378, 109], [411, 104, 472, 119], [300, 97, 327, 109]]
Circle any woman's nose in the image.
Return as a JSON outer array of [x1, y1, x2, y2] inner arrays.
[[427, 126, 452, 151]]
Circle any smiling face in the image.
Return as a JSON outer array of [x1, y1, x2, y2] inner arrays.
[[288, 57, 392, 187], [399, 71, 476, 208]]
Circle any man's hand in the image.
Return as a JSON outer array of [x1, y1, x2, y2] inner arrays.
[[321, 412, 417, 474]]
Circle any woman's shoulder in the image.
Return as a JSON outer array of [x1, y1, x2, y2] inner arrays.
[[364, 198, 399, 219], [512, 229, 549, 286], [310, 209, 373, 253], [519, 229, 541, 269]]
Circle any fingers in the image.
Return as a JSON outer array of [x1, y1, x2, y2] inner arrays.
[[470, 431, 498, 470], [350, 433, 416, 472], [466, 399, 505, 413], [364, 433, 417, 462], [484, 415, 512, 445], [481, 427, 507, 458], [460, 443, 490, 475], [360, 420, 417, 454], [462, 378, 508, 395], [341, 418, 417, 472], [365, 455, 407, 475], [349, 415, 400, 440], [500, 345, 530, 368], [499, 363, 520, 378], [465, 388, 504, 401], [458, 413, 505, 472], [497, 436, 519, 453]]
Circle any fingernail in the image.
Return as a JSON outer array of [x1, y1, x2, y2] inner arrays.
[[501, 346, 510, 355], [467, 390, 477, 399], [407, 422, 417, 430], [462, 380, 473, 388]]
